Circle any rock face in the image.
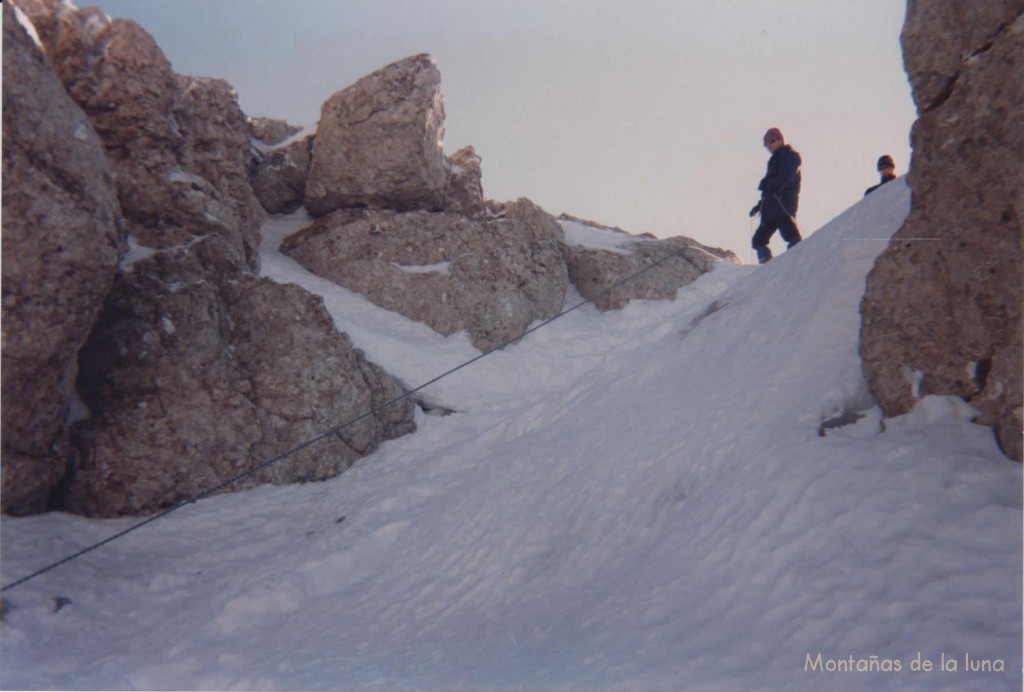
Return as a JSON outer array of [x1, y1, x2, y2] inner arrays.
[[444, 146, 486, 216], [1, 2, 125, 514], [860, 3, 1023, 460], [68, 237, 415, 517], [281, 204, 569, 351], [305, 54, 450, 215], [251, 134, 314, 214], [175, 74, 265, 262], [17, 0, 264, 267], [3, 0, 418, 516], [559, 216, 738, 310]]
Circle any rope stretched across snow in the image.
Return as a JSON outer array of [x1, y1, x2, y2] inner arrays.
[[1, 246, 724, 594]]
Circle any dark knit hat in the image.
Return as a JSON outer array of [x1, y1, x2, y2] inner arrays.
[[877, 154, 895, 170], [763, 127, 784, 145]]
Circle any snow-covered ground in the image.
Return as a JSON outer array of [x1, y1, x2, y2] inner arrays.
[[2, 179, 1020, 690]]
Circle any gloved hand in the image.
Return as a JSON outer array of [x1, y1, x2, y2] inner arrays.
[[749, 201, 762, 217]]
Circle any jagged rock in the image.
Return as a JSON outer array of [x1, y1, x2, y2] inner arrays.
[[559, 217, 738, 310], [15, 0, 264, 267], [66, 236, 416, 517], [248, 116, 302, 147], [248, 116, 310, 213], [5, 0, 419, 518], [250, 134, 314, 214], [281, 208, 569, 351], [1, 2, 124, 515], [860, 3, 1023, 460], [305, 54, 450, 215], [176, 75, 265, 262], [444, 146, 485, 215], [505, 198, 566, 240]]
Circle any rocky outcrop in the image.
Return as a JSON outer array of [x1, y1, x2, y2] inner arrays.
[[3, 0, 419, 517], [444, 146, 486, 216], [282, 195, 736, 351], [305, 54, 450, 215], [860, 3, 1023, 460], [65, 235, 415, 517], [281, 206, 569, 351], [251, 134, 314, 214], [249, 117, 303, 147], [3, 0, 740, 517], [505, 198, 566, 239], [254, 136, 484, 218], [174, 74, 265, 261], [16, 0, 264, 267], [1, 2, 125, 515], [253, 68, 484, 218], [559, 217, 737, 310]]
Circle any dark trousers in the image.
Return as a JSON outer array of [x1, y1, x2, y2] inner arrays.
[[751, 214, 802, 259]]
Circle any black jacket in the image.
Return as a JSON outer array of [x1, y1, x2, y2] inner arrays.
[[864, 173, 896, 197], [758, 144, 801, 220]]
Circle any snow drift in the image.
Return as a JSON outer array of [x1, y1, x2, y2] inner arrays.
[[1, 178, 1020, 690]]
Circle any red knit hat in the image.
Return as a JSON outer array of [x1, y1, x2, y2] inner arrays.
[[763, 127, 784, 145]]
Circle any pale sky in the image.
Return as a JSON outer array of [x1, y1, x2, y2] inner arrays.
[[88, 0, 916, 260]]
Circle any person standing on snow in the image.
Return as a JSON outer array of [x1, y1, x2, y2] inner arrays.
[[749, 127, 802, 264], [864, 154, 897, 196]]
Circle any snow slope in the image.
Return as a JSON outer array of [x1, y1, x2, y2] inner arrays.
[[1, 178, 1020, 690]]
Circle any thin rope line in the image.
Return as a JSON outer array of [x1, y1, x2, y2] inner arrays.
[[1, 247, 716, 593]]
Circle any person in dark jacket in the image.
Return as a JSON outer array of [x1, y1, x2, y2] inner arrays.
[[749, 127, 802, 264], [864, 154, 896, 196]]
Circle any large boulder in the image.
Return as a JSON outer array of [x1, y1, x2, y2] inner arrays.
[[250, 133, 314, 214], [281, 204, 569, 351], [305, 54, 450, 215], [5, 0, 418, 518], [256, 136, 484, 217], [174, 74, 265, 261], [15, 0, 264, 267], [1, 2, 125, 515], [859, 2, 1023, 460], [558, 215, 738, 310], [66, 236, 416, 517]]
